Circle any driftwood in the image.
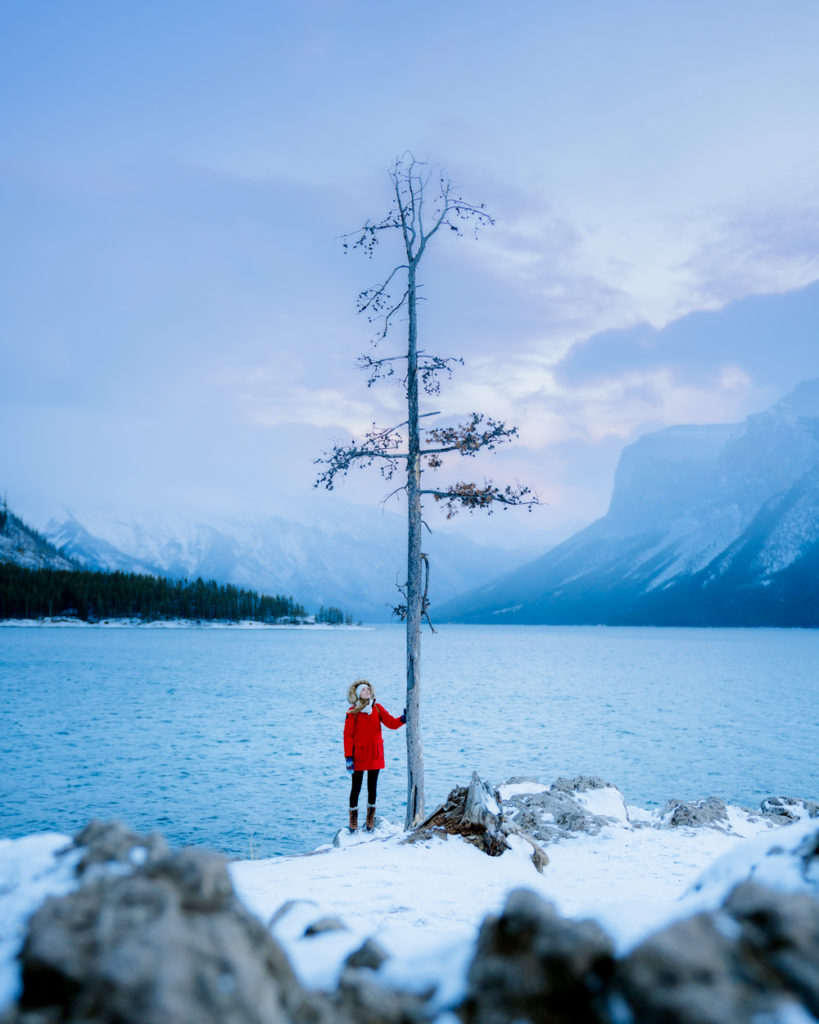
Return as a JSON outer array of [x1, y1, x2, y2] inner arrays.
[[404, 772, 548, 871]]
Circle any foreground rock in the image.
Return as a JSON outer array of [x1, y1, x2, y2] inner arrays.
[[613, 881, 819, 1024], [5, 822, 425, 1024], [461, 888, 614, 1024], [405, 772, 549, 871]]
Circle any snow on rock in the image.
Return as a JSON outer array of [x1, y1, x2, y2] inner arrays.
[[497, 778, 549, 801], [681, 816, 819, 911], [0, 833, 78, 1010], [502, 774, 631, 843]]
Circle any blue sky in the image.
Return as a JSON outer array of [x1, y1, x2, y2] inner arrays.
[[2, 1, 819, 544]]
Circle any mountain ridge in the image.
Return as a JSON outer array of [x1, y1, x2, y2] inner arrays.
[[438, 379, 819, 626]]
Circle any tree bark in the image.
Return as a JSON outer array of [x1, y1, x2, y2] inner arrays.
[[404, 260, 425, 829]]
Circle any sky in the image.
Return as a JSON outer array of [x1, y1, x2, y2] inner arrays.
[[2, 0, 819, 547]]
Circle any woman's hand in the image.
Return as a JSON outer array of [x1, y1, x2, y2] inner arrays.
[[346, 757, 354, 773]]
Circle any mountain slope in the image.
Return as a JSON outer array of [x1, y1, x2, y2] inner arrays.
[[46, 504, 544, 622], [0, 504, 76, 571], [439, 380, 819, 626]]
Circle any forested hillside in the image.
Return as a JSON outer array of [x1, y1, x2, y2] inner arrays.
[[0, 563, 307, 623]]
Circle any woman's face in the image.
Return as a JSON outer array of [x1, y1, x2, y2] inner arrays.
[[358, 684, 371, 700]]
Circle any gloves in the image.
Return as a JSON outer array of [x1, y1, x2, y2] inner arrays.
[[400, 708, 407, 724], [346, 757, 354, 773]]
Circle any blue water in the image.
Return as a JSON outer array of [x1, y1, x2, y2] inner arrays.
[[1, 623, 817, 858]]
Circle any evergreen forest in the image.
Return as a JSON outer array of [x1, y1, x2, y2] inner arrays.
[[0, 563, 308, 623]]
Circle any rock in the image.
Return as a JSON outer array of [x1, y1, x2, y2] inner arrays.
[[614, 911, 767, 1024], [612, 881, 819, 1024], [659, 796, 729, 829], [268, 898, 318, 929], [15, 831, 331, 1024], [332, 970, 428, 1024], [503, 785, 611, 844], [344, 939, 389, 971], [761, 796, 819, 824], [404, 773, 549, 871], [460, 888, 614, 1024], [304, 916, 348, 937], [724, 881, 819, 1018], [70, 820, 169, 876]]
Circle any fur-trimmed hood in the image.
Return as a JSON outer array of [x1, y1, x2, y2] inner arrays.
[[347, 678, 376, 708]]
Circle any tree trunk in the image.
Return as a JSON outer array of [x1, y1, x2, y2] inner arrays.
[[405, 260, 425, 829]]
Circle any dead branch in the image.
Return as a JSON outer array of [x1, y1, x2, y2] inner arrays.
[[421, 480, 538, 518]]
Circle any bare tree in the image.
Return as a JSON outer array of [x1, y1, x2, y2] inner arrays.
[[316, 155, 537, 828]]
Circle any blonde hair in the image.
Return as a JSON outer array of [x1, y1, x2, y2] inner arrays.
[[347, 677, 376, 714]]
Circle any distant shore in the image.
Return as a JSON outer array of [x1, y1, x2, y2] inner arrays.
[[0, 617, 370, 630]]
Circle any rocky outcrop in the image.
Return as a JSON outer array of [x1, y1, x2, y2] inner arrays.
[[760, 795, 819, 824], [501, 776, 630, 844], [12, 824, 327, 1024], [659, 796, 730, 829], [5, 822, 424, 1024], [405, 773, 549, 871], [460, 888, 614, 1024], [458, 878, 819, 1024], [612, 881, 819, 1024]]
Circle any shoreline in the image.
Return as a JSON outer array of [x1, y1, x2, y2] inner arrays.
[[0, 617, 371, 630]]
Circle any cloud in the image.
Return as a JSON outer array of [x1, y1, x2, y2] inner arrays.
[[683, 197, 819, 309], [553, 278, 819, 399]]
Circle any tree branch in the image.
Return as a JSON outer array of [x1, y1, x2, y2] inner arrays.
[[422, 413, 519, 457], [420, 480, 540, 519], [315, 424, 409, 489]]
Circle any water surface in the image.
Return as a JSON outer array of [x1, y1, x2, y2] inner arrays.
[[1, 623, 816, 856]]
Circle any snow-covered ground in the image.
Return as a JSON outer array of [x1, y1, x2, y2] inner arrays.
[[3, 783, 816, 1017]]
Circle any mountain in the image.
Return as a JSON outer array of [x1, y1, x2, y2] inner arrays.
[[0, 503, 76, 571], [438, 379, 819, 626], [45, 504, 545, 622]]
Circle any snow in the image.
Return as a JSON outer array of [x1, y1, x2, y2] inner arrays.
[[574, 784, 630, 820], [0, 833, 80, 1009], [2, 804, 817, 1016], [227, 807, 816, 1010], [497, 780, 549, 800]]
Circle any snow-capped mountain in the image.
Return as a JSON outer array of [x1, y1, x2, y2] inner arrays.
[[439, 379, 819, 626], [45, 503, 543, 622], [0, 506, 76, 571]]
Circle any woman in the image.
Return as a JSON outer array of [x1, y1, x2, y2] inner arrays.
[[344, 679, 405, 832]]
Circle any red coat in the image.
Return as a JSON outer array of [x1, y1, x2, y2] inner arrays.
[[344, 703, 404, 770]]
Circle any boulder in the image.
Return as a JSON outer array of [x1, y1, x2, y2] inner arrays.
[[460, 888, 614, 1024], [12, 824, 331, 1024], [71, 820, 169, 877], [659, 796, 729, 829], [343, 939, 390, 972], [331, 969, 429, 1024], [724, 881, 819, 1017], [502, 776, 628, 844], [760, 796, 819, 824], [612, 880, 819, 1023]]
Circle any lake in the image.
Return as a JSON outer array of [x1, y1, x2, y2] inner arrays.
[[1, 623, 817, 857]]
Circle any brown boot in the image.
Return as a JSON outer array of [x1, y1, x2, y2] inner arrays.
[[348, 808, 358, 833], [365, 804, 376, 831]]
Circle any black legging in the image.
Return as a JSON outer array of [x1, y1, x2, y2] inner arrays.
[[349, 769, 379, 808]]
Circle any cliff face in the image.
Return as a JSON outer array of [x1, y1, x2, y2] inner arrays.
[[439, 380, 819, 626]]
